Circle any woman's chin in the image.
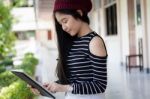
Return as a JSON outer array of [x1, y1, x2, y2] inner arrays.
[[69, 32, 75, 36]]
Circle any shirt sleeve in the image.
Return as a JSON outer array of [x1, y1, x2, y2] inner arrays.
[[71, 54, 107, 94]]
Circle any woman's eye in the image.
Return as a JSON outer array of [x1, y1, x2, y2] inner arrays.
[[63, 20, 67, 23]]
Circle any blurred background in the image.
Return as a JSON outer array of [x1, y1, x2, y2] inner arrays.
[[0, 0, 150, 99]]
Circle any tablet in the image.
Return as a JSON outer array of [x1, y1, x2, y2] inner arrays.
[[11, 70, 55, 99]]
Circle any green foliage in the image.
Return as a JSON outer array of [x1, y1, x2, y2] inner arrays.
[[0, 53, 38, 99], [0, 1, 38, 98], [0, 80, 34, 99], [0, 0, 16, 59], [11, 0, 28, 7], [0, 71, 17, 88], [0, 65, 5, 73], [1, 57, 13, 66], [0, 1, 12, 32], [18, 53, 38, 76]]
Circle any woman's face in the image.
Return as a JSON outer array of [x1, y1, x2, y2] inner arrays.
[[55, 12, 82, 36]]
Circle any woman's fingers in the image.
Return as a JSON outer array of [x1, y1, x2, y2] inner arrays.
[[31, 88, 40, 95], [27, 84, 40, 95], [43, 83, 56, 93], [43, 82, 49, 87], [43, 82, 69, 92], [46, 83, 52, 91]]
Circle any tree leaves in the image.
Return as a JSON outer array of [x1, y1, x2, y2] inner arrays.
[[0, 0, 16, 59]]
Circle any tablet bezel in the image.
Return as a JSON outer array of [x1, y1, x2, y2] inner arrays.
[[11, 70, 55, 99]]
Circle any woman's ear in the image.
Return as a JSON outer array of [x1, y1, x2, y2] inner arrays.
[[77, 10, 83, 16]]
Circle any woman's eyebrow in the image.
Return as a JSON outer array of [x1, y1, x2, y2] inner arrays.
[[60, 18, 67, 22], [58, 18, 67, 25]]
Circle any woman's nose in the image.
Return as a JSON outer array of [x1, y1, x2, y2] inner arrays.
[[62, 25, 67, 31]]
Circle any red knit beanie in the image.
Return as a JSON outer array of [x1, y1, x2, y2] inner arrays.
[[53, 0, 92, 13]]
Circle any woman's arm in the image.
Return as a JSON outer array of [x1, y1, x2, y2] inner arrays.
[[43, 82, 73, 93]]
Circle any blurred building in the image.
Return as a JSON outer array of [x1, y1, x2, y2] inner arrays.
[[90, 0, 150, 72], [10, 0, 36, 40], [10, 0, 56, 48], [35, 0, 56, 48]]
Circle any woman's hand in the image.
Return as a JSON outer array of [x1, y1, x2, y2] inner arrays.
[[43, 82, 71, 93], [28, 85, 40, 95]]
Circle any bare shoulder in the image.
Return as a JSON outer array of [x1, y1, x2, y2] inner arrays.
[[89, 36, 107, 57]]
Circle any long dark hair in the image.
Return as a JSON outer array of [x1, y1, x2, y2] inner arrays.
[[54, 9, 90, 84]]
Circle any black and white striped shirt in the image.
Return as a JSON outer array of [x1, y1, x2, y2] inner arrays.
[[66, 32, 107, 95]]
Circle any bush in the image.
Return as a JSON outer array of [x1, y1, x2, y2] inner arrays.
[[0, 52, 39, 99], [18, 53, 38, 76], [3, 57, 13, 66], [0, 65, 5, 73], [0, 71, 18, 89], [0, 80, 34, 99], [0, 0, 16, 59]]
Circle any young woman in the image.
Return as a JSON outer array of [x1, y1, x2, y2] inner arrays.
[[31, 0, 108, 99]]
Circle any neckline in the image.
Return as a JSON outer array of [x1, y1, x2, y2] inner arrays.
[[77, 31, 94, 39]]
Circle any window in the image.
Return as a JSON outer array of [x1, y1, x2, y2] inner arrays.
[[136, 0, 142, 25], [105, 4, 117, 35], [104, 0, 117, 36]]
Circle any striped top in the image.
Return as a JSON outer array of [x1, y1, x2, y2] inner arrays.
[[66, 32, 107, 95]]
